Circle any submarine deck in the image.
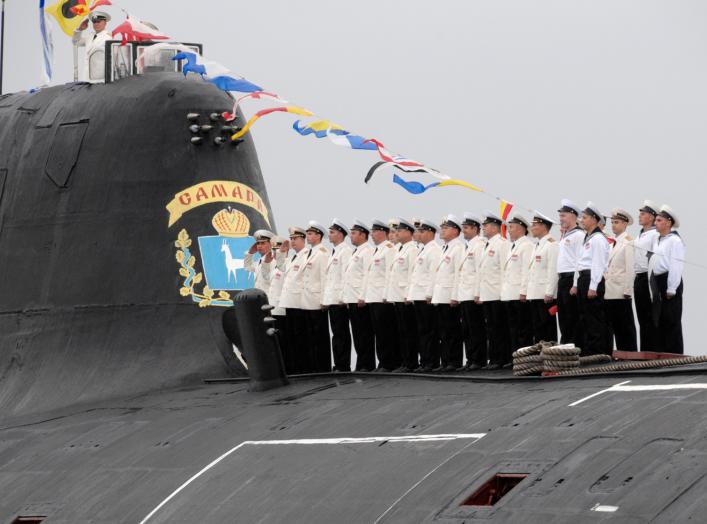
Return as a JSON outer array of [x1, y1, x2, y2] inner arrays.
[[3, 370, 707, 523]]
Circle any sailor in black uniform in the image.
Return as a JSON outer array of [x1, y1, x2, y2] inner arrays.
[[649, 205, 685, 354], [576, 202, 611, 356], [556, 199, 584, 346], [634, 200, 660, 350]]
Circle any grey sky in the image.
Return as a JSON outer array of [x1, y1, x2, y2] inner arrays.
[[2, 0, 705, 353]]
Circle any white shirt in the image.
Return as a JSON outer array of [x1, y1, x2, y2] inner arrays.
[[605, 231, 635, 299], [527, 234, 560, 300], [407, 241, 443, 301], [432, 236, 466, 304], [364, 241, 395, 303], [649, 231, 685, 294], [453, 235, 486, 302], [73, 29, 112, 83], [268, 255, 286, 316], [277, 249, 308, 309], [322, 243, 353, 306], [300, 243, 330, 310], [342, 243, 373, 304], [577, 229, 610, 291], [244, 251, 273, 293], [500, 235, 534, 301], [477, 233, 511, 302], [386, 241, 419, 303], [557, 227, 584, 274], [634, 226, 659, 274]]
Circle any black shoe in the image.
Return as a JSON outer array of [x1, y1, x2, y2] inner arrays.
[[392, 366, 412, 373], [374, 367, 392, 373], [357, 367, 372, 372], [466, 363, 483, 371], [455, 365, 468, 372], [432, 366, 446, 372], [444, 365, 458, 372], [332, 366, 350, 372], [484, 363, 501, 371], [501, 362, 514, 370], [415, 365, 434, 373]]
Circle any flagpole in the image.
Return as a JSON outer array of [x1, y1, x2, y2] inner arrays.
[[0, 0, 6, 94]]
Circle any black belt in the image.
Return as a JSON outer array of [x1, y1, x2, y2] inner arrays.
[[559, 272, 574, 278], [579, 269, 591, 276]]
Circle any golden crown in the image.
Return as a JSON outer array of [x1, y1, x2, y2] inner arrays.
[[212, 208, 250, 238]]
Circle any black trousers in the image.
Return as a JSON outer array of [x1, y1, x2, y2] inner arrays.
[[577, 272, 610, 356], [284, 308, 307, 374], [328, 305, 351, 371], [557, 272, 582, 346], [605, 299, 637, 351], [651, 273, 684, 354], [394, 302, 419, 369], [303, 309, 331, 373], [436, 304, 463, 368], [483, 300, 511, 365], [369, 302, 400, 370], [634, 272, 658, 351], [414, 301, 440, 368], [347, 303, 376, 371], [461, 300, 487, 366], [529, 299, 557, 345], [505, 300, 534, 352]]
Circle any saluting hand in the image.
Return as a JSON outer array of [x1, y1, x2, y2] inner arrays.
[[78, 19, 89, 31], [248, 243, 257, 255], [279, 240, 290, 253], [264, 251, 274, 263]]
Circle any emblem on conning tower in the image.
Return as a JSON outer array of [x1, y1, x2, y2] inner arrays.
[[168, 180, 271, 308]]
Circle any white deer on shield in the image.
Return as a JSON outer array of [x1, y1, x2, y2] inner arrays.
[[221, 239, 244, 283]]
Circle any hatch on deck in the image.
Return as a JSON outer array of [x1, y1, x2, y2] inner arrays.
[[460, 473, 528, 507]]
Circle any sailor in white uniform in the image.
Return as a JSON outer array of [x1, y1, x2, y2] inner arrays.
[[649, 205, 685, 354], [365, 220, 399, 371], [342, 220, 375, 371], [322, 219, 353, 371], [576, 202, 611, 356], [432, 214, 466, 371], [73, 11, 113, 83], [633, 200, 660, 350], [501, 214, 534, 355], [244, 229, 275, 293], [604, 209, 637, 351], [454, 213, 487, 370], [527, 212, 559, 343], [407, 219, 443, 371], [556, 199, 583, 346], [386, 218, 419, 372], [277, 227, 308, 373], [477, 211, 511, 369]]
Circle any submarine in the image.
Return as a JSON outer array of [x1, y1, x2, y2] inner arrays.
[[2, 40, 707, 524]]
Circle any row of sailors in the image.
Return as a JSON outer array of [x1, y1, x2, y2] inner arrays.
[[244, 199, 685, 374]]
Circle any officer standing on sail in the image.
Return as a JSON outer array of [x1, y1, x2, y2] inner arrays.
[[454, 213, 487, 370], [244, 230, 275, 293], [407, 219, 443, 371], [73, 11, 112, 83], [634, 200, 660, 350], [432, 215, 465, 371], [386, 218, 419, 372], [365, 220, 399, 372], [649, 205, 685, 354], [526, 212, 559, 343], [277, 227, 308, 373], [322, 219, 353, 372], [476, 211, 511, 369], [604, 209, 638, 351], [501, 214, 534, 354], [342, 220, 375, 371], [576, 203, 611, 355], [556, 199, 583, 345]]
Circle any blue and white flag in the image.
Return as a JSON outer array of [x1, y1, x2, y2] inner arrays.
[[39, 0, 54, 83]]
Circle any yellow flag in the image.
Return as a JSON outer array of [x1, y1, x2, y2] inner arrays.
[[45, 0, 88, 37]]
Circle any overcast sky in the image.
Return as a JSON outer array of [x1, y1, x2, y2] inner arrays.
[[3, 0, 706, 353]]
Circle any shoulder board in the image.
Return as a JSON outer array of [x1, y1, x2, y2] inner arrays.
[[319, 246, 327, 252], [547, 237, 556, 242], [625, 235, 633, 241], [385, 242, 393, 248]]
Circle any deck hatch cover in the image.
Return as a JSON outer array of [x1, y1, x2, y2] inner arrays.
[[11, 517, 46, 524], [460, 473, 528, 507]]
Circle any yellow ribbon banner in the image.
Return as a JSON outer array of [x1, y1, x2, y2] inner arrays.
[[166, 180, 270, 227]]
